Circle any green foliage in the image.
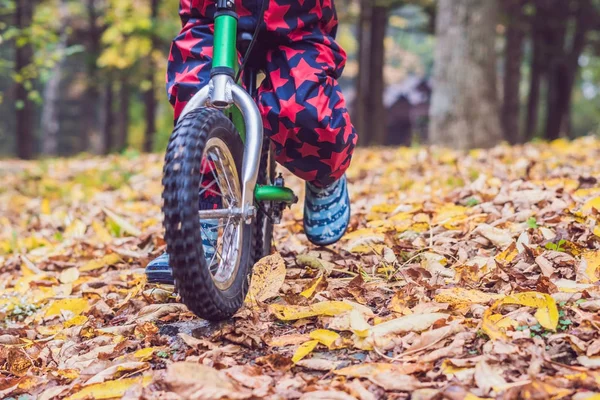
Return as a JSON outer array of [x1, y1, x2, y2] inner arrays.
[[545, 239, 567, 252], [526, 217, 538, 229]]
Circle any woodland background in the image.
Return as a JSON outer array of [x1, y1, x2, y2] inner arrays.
[[1, 0, 600, 160]]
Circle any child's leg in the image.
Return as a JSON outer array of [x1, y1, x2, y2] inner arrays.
[[257, 0, 358, 188]]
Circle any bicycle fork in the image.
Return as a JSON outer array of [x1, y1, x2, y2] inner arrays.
[[179, 0, 297, 225]]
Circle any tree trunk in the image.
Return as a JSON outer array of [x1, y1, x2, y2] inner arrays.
[[562, 0, 592, 139], [525, 24, 543, 141], [15, 0, 35, 160], [41, 0, 69, 156], [354, 0, 389, 146], [501, 0, 525, 144], [117, 75, 130, 152], [543, 0, 569, 141], [143, 0, 160, 153], [429, 0, 502, 150], [368, 6, 389, 146], [84, 0, 103, 154], [354, 0, 372, 146], [103, 77, 114, 154]]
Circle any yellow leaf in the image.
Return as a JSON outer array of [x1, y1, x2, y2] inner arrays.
[[53, 369, 79, 380], [581, 251, 600, 283], [64, 315, 88, 328], [300, 275, 323, 299], [464, 394, 493, 400], [80, 253, 121, 272], [134, 347, 157, 361], [309, 329, 340, 349], [483, 291, 559, 340], [582, 196, 600, 214], [499, 292, 558, 330], [64, 219, 87, 238], [434, 288, 503, 306], [245, 253, 286, 303], [59, 267, 80, 284], [496, 242, 519, 264], [269, 301, 353, 321], [92, 220, 113, 244], [37, 324, 63, 336], [103, 207, 142, 236], [594, 226, 600, 238], [45, 298, 90, 318], [349, 243, 385, 254], [41, 198, 51, 215], [64, 375, 152, 400], [292, 340, 319, 363], [333, 363, 421, 377]]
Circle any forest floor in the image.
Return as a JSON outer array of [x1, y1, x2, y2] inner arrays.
[[2, 137, 600, 399]]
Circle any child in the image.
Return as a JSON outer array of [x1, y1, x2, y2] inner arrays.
[[146, 0, 358, 283]]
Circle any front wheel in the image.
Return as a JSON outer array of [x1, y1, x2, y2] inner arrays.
[[162, 107, 255, 321]]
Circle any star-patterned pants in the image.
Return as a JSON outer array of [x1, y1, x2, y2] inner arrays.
[[167, 0, 357, 187]]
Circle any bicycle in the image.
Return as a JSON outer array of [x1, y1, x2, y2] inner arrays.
[[161, 0, 298, 321]]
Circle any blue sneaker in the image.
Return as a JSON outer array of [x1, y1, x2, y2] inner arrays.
[[303, 174, 351, 246], [145, 220, 219, 284]]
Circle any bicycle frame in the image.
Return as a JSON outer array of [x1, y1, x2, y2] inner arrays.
[[179, 0, 296, 224]]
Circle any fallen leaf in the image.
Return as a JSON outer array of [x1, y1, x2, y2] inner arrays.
[[246, 253, 286, 303], [59, 267, 80, 284], [80, 253, 121, 272], [103, 207, 142, 236], [65, 375, 152, 400], [292, 340, 319, 363], [85, 362, 148, 384], [309, 329, 341, 349], [45, 298, 90, 319], [434, 288, 502, 307], [270, 301, 353, 321], [164, 362, 251, 400], [300, 274, 324, 299]]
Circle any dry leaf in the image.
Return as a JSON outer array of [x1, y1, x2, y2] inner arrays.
[[246, 253, 286, 303]]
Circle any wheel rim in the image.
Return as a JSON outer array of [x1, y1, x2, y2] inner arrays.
[[199, 136, 244, 291]]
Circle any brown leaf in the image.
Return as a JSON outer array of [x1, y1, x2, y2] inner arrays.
[[164, 362, 252, 400], [7, 348, 32, 377]]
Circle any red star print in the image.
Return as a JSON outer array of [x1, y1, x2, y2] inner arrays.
[[269, 121, 290, 146], [288, 28, 313, 41], [321, 148, 347, 173], [315, 44, 334, 66], [314, 126, 341, 144], [279, 45, 306, 61], [308, 2, 323, 20], [306, 84, 332, 120], [174, 100, 188, 120], [178, 29, 203, 63], [266, 3, 292, 31], [199, 0, 212, 16], [175, 64, 204, 85], [330, 158, 350, 180], [269, 68, 287, 91], [341, 124, 354, 144], [236, 2, 253, 17], [295, 169, 318, 183], [298, 142, 321, 158], [279, 94, 304, 125], [291, 59, 322, 90], [276, 148, 295, 164], [180, 0, 191, 15]]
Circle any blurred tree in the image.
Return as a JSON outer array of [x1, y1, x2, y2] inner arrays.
[[501, 0, 527, 144], [40, 0, 69, 155], [15, 0, 35, 159], [429, 0, 502, 149], [355, 0, 390, 146], [143, 0, 160, 153]]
